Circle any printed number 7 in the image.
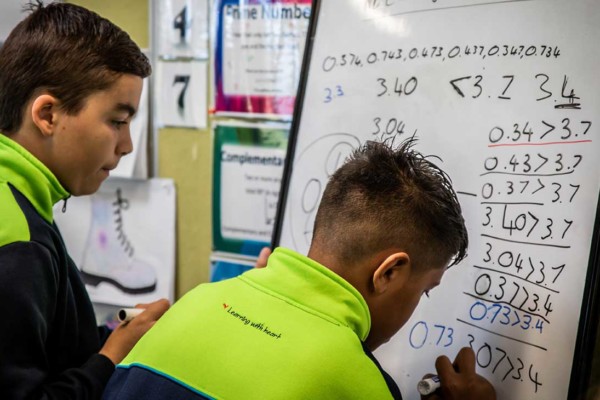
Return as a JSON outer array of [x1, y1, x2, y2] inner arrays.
[[173, 75, 191, 112]]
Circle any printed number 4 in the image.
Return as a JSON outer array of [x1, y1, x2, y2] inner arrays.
[[173, 6, 188, 41]]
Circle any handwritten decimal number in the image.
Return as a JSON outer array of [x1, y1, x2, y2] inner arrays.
[[481, 180, 580, 202], [473, 273, 554, 317], [469, 301, 545, 333], [482, 243, 566, 286], [321, 54, 363, 72], [489, 120, 591, 144], [536, 74, 581, 109], [467, 335, 542, 392], [452, 44, 560, 60], [490, 203, 574, 243], [408, 321, 454, 350], [488, 204, 574, 241], [376, 76, 417, 97], [483, 153, 583, 174], [449, 74, 580, 107], [323, 85, 344, 103], [371, 117, 406, 136], [321, 45, 561, 73], [370, 117, 417, 147]]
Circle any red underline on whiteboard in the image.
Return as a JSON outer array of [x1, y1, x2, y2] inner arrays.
[[457, 318, 548, 351], [363, 0, 534, 21], [472, 265, 560, 294], [481, 233, 571, 249], [480, 201, 544, 205], [488, 139, 592, 148]]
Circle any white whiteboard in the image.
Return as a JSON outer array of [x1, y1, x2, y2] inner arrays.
[[274, 1, 600, 399]]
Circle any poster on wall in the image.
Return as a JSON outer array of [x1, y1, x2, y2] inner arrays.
[[155, 0, 209, 59], [213, 0, 311, 118], [212, 121, 289, 256], [54, 178, 176, 307]]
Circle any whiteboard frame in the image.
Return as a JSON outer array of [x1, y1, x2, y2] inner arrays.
[[271, 1, 600, 398]]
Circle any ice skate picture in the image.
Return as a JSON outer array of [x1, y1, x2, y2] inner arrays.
[[80, 188, 157, 294], [55, 178, 176, 306]]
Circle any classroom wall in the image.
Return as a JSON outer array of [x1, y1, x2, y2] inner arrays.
[[68, 0, 212, 299]]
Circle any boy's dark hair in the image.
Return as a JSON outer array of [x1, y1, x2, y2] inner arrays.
[[312, 138, 468, 270], [0, 1, 151, 133]]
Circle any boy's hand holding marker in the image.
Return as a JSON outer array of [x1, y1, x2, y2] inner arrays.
[[118, 308, 144, 322], [419, 347, 496, 400], [99, 299, 170, 365]]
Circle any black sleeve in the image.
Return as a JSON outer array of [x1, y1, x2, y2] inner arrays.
[[98, 325, 113, 347], [0, 242, 114, 399], [362, 342, 403, 400]]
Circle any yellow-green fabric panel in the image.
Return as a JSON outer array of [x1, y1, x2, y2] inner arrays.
[[0, 184, 29, 246]]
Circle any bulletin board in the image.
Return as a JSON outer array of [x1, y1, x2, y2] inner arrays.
[[212, 121, 289, 256], [212, 0, 311, 118], [273, 1, 600, 399]]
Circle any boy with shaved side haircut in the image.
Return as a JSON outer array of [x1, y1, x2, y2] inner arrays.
[[104, 139, 495, 399], [0, 2, 169, 398]]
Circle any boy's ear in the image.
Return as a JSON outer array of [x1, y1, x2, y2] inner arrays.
[[31, 94, 60, 137], [372, 252, 411, 295]]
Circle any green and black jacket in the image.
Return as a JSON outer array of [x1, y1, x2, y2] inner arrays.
[[0, 134, 114, 399], [104, 247, 403, 400]]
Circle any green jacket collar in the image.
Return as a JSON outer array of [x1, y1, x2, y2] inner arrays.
[[240, 247, 372, 341], [0, 134, 69, 223]]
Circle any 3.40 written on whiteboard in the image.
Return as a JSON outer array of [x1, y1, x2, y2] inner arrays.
[[275, 1, 600, 399]]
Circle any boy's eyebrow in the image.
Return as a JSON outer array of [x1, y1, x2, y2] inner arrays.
[[115, 103, 137, 117]]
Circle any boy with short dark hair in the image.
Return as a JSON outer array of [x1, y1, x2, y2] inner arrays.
[[103, 139, 495, 399], [0, 2, 169, 398]]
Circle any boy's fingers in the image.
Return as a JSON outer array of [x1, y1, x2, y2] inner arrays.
[[255, 247, 271, 269], [453, 347, 476, 375], [435, 354, 456, 382], [136, 299, 170, 320]]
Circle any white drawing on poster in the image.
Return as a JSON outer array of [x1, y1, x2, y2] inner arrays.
[[79, 187, 157, 294], [55, 178, 176, 306]]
